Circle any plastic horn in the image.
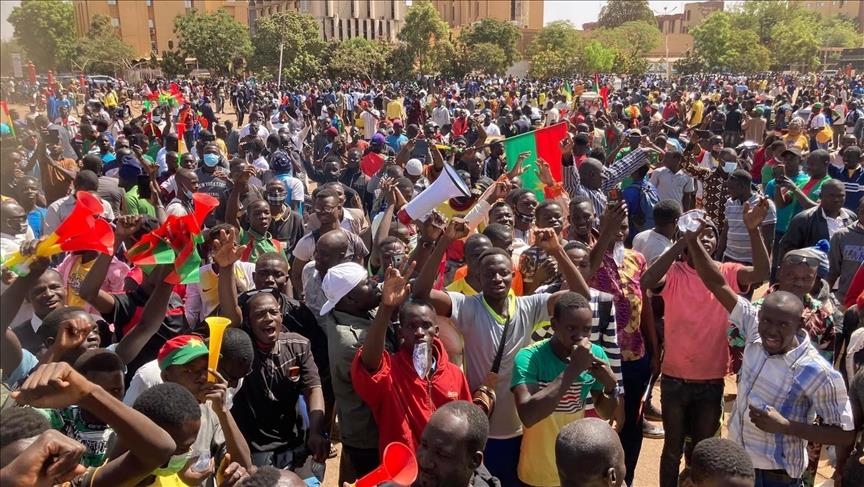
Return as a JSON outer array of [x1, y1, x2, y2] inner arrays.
[[352, 442, 418, 487], [205, 316, 231, 382]]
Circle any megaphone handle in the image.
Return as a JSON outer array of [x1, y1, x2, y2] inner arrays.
[[34, 233, 61, 257], [1, 252, 30, 270]]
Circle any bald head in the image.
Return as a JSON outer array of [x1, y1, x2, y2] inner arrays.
[[314, 229, 350, 274], [0, 200, 26, 236], [556, 418, 625, 487]]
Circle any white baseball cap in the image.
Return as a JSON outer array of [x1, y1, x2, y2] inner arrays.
[[405, 158, 423, 177], [319, 262, 369, 316]]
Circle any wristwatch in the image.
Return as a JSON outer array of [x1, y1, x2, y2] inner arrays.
[[603, 385, 623, 399]]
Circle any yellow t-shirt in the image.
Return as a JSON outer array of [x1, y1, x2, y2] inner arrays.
[[148, 474, 189, 487], [386, 99, 404, 120], [66, 258, 96, 308], [784, 133, 809, 151], [690, 99, 704, 126]]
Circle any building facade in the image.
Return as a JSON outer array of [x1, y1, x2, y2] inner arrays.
[[799, 0, 864, 32], [72, 0, 249, 59], [248, 0, 407, 42]]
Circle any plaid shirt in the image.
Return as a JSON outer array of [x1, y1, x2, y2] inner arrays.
[[563, 148, 650, 218], [728, 297, 854, 479]]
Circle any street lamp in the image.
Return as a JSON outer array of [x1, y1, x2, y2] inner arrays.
[[652, 5, 679, 79]]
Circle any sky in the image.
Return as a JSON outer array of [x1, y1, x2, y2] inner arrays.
[[544, 0, 698, 29], [1, 0, 19, 41]]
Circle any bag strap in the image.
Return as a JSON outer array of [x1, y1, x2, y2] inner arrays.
[[490, 317, 513, 375]]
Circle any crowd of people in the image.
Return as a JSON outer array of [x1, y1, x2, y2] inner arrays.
[[0, 70, 863, 487]]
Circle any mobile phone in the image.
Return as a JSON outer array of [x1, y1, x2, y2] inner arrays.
[[137, 175, 152, 200], [45, 128, 60, 145], [391, 253, 404, 269], [520, 247, 542, 282], [607, 188, 622, 202], [411, 139, 430, 160]]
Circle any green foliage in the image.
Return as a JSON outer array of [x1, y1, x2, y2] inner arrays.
[[397, 0, 449, 74], [252, 10, 325, 83], [597, 0, 656, 29], [160, 50, 189, 79], [527, 21, 582, 78], [386, 44, 417, 80], [174, 9, 252, 75], [673, 50, 708, 75], [818, 15, 862, 49], [598, 20, 661, 74], [463, 42, 508, 75], [460, 18, 522, 66], [581, 40, 616, 73], [7, 0, 75, 70], [327, 38, 390, 80], [692, 11, 735, 71], [69, 15, 135, 75], [770, 15, 821, 70]]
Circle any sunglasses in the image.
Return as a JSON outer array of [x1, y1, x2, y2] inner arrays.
[[783, 254, 820, 268]]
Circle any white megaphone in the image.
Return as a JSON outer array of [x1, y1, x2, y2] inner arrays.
[[403, 162, 471, 221]]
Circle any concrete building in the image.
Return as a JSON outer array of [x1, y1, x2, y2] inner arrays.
[[248, 0, 407, 42], [799, 0, 864, 32], [430, 0, 543, 30], [72, 0, 249, 59]]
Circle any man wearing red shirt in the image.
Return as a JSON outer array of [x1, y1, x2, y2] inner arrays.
[[351, 265, 471, 453]]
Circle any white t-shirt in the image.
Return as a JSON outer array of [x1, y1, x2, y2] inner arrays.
[[632, 229, 673, 265], [361, 110, 379, 140], [649, 167, 695, 206]]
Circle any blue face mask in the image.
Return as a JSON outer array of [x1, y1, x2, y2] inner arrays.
[[203, 153, 220, 167]]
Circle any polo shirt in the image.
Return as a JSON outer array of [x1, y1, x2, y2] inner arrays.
[[124, 185, 156, 218], [231, 332, 321, 452], [351, 338, 471, 453], [723, 193, 777, 263], [447, 291, 550, 438], [511, 340, 607, 487], [728, 297, 854, 479]]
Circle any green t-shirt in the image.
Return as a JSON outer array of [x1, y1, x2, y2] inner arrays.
[[38, 406, 114, 467], [764, 171, 810, 233], [511, 339, 608, 487], [125, 185, 156, 218], [238, 228, 283, 263]]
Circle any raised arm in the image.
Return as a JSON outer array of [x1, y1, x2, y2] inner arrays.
[[534, 228, 590, 302], [735, 198, 771, 285], [113, 265, 173, 365], [641, 237, 688, 292], [686, 221, 739, 314], [213, 227, 247, 327], [225, 166, 255, 229], [589, 202, 627, 279], [601, 146, 654, 191], [360, 264, 413, 372], [411, 216, 464, 317], [80, 216, 143, 315], [12, 363, 175, 487]]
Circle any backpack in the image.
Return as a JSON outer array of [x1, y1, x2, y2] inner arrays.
[[845, 108, 862, 127], [628, 180, 659, 231]]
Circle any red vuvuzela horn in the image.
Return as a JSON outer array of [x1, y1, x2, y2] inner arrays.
[[353, 442, 418, 487]]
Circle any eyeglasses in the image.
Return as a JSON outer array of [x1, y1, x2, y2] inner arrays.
[[783, 254, 820, 268]]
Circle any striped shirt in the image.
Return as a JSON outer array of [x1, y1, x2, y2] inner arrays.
[[531, 286, 622, 410], [723, 193, 776, 263], [728, 297, 854, 479], [563, 148, 651, 218]]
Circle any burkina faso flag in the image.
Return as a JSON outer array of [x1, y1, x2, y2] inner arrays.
[[503, 122, 569, 200]]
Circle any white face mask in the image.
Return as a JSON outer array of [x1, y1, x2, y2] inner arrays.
[[612, 242, 626, 267], [722, 161, 738, 174], [412, 341, 431, 379]]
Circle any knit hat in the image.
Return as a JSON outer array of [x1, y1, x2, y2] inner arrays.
[[405, 158, 423, 177], [157, 335, 209, 371]]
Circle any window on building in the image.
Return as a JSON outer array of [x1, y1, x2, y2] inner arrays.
[[511, 0, 517, 21], [107, 0, 117, 5], [299, 0, 309, 11], [110, 17, 119, 27], [184, 0, 192, 8], [148, 19, 154, 28], [145, 0, 152, 6]]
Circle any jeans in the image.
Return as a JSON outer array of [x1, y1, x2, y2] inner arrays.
[[485, 436, 524, 487], [659, 377, 724, 487], [755, 469, 803, 487], [620, 355, 652, 486]]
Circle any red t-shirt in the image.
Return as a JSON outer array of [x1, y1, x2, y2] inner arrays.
[[351, 338, 471, 453]]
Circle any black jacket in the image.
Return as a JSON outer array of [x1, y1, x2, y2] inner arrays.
[[780, 206, 857, 258]]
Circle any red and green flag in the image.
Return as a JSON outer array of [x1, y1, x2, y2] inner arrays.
[[127, 193, 218, 284], [503, 122, 569, 199]]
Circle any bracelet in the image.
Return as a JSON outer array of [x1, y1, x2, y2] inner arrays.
[[419, 239, 436, 249]]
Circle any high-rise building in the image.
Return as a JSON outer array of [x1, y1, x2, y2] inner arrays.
[[72, 0, 250, 59], [430, 0, 543, 30], [248, 0, 408, 42]]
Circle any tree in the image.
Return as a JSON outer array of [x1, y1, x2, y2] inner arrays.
[[673, 51, 707, 75], [160, 49, 189, 79], [691, 11, 735, 71], [7, 0, 75, 70], [770, 15, 821, 70], [251, 11, 325, 83], [327, 38, 390, 80], [597, 0, 656, 30], [527, 21, 582, 78], [727, 30, 771, 73], [174, 9, 252, 75], [69, 15, 135, 75], [463, 42, 508, 75], [581, 40, 616, 73], [594, 20, 661, 74], [396, 0, 450, 74], [460, 18, 522, 67], [818, 15, 861, 49]]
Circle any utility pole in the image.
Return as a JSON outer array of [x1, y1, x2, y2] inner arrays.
[[277, 43, 284, 86]]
